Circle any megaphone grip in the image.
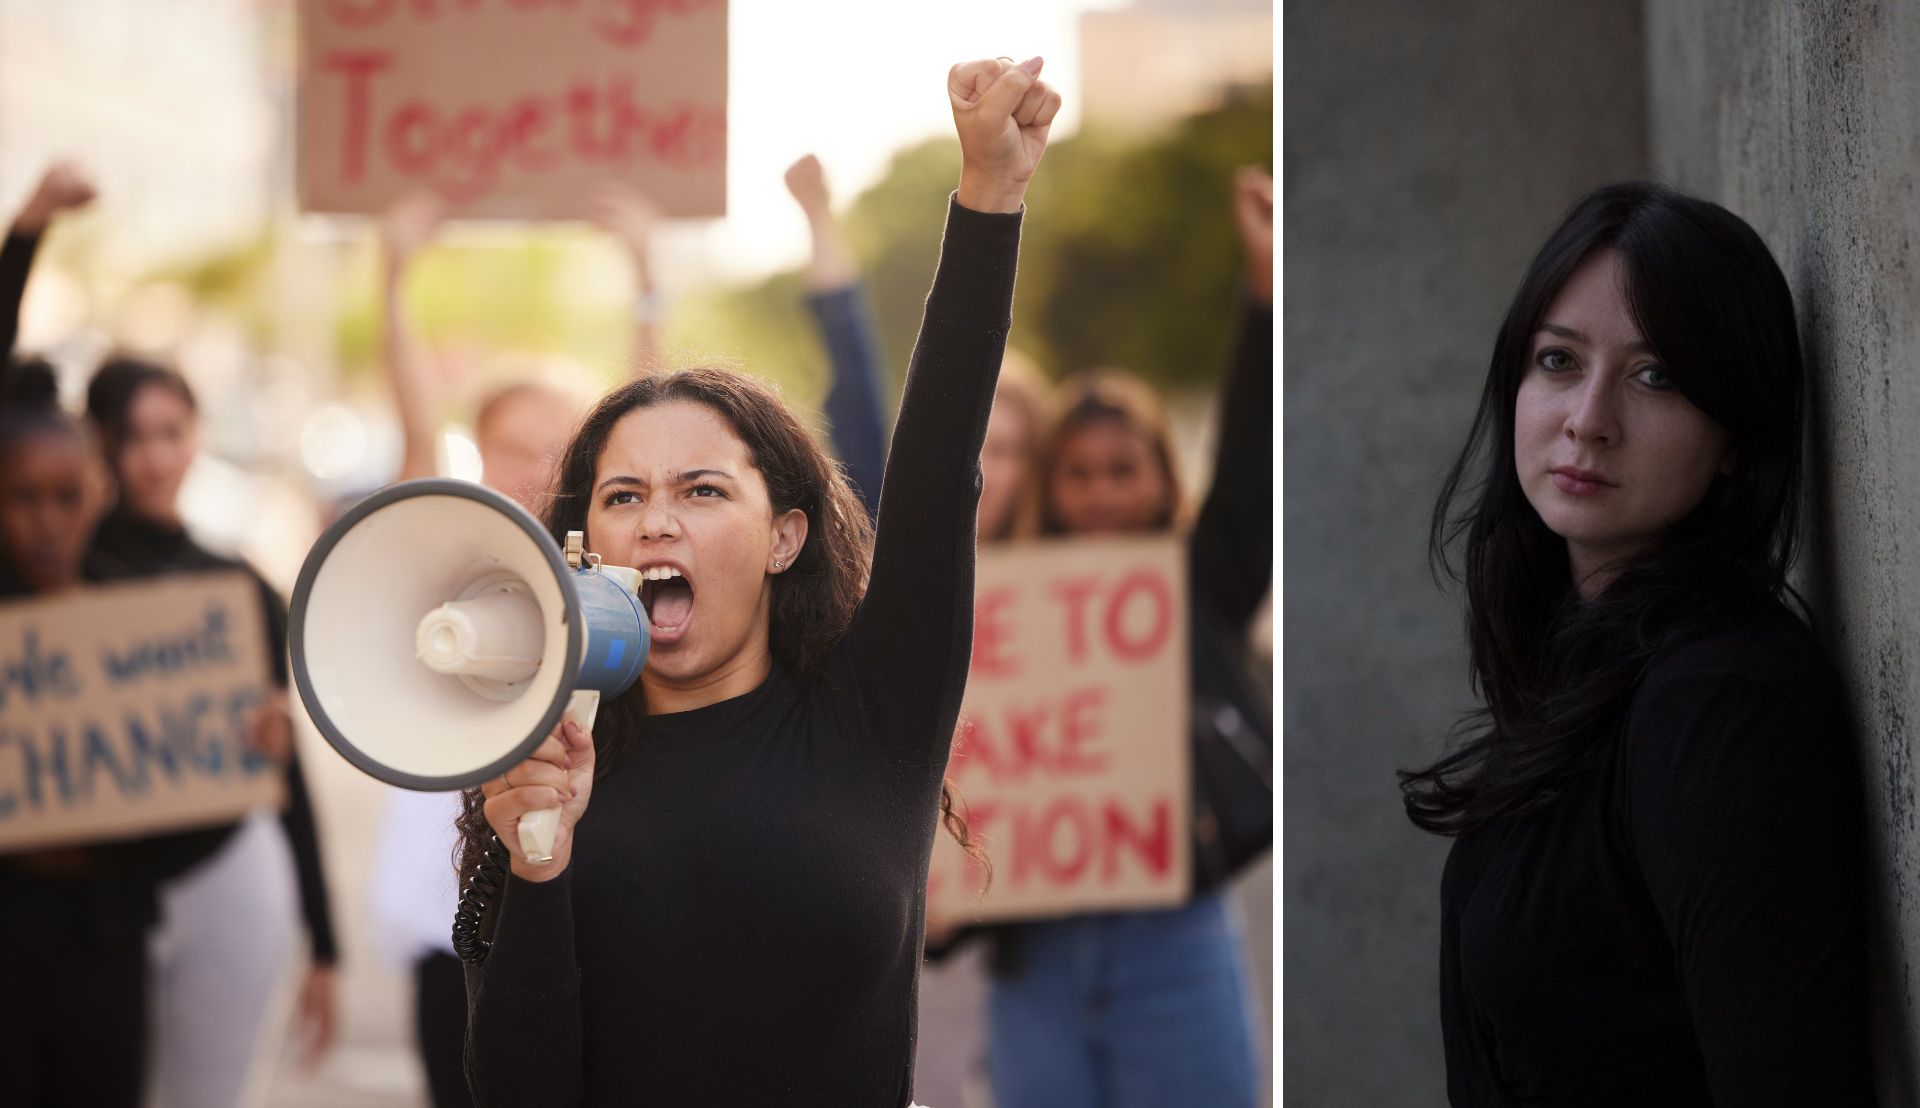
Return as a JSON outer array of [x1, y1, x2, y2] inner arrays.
[[517, 689, 601, 864], [519, 807, 560, 864]]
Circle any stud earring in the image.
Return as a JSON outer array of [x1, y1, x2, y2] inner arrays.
[[772, 560, 785, 571]]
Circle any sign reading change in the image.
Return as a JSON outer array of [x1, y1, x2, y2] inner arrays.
[[298, 0, 729, 219], [928, 537, 1191, 924], [0, 572, 284, 854]]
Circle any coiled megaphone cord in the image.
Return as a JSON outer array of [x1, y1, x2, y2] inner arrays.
[[453, 833, 509, 965]]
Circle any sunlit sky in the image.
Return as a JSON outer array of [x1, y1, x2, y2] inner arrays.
[[671, 0, 1130, 283]]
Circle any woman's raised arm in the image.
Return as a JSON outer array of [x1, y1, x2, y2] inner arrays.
[[841, 59, 1060, 748]]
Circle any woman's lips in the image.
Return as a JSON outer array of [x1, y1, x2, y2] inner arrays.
[[649, 613, 691, 646], [1550, 470, 1614, 496]]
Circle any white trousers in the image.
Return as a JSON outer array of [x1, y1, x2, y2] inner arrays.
[[146, 810, 302, 1108]]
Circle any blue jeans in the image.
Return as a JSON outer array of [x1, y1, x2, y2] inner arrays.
[[986, 890, 1260, 1108]]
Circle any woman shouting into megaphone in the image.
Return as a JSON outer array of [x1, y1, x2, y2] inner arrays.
[[460, 57, 1061, 1106]]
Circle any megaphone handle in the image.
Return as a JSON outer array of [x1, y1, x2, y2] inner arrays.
[[518, 689, 601, 865]]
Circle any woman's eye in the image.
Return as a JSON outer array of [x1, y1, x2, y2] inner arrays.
[[604, 491, 638, 507], [1536, 349, 1573, 372], [1637, 365, 1673, 389], [689, 484, 725, 499]]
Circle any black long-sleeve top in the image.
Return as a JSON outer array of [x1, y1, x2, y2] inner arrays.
[[1440, 599, 1874, 1105], [87, 510, 341, 964], [462, 196, 1020, 1106], [1, 229, 36, 364]]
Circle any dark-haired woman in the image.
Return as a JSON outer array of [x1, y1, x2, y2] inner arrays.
[[0, 362, 233, 1106], [1405, 181, 1874, 1105], [459, 58, 1061, 1105], [84, 356, 342, 1104]]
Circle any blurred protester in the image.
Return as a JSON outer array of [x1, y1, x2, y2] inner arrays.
[[788, 149, 1053, 1106], [368, 180, 663, 1107], [0, 162, 94, 366], [82, 356, 339, 1106], [968, 168, 1273, 1108], [0, 359, 235, 1107], [785, 153, 890, 515], [976, 350, 1049, 544]]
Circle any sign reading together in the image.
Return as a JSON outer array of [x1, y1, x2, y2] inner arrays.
[[0, 573, 284, 854], [298, 0, 729, 218], [928, 537, 1191, 924]]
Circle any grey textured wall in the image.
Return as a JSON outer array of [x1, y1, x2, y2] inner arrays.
[[1282, 2, 1648, 1102], [1646, 3, 1920, 1102]]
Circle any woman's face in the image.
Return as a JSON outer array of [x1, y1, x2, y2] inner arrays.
[[1046, 416, 1172, 535], [480, 390, 578, 516], [584, 400, 807, 692], [1514, 249, 1735, 594], [0, 432, 106, 592], [117, 384, 198, 522], [977, 392, 1033, 541]]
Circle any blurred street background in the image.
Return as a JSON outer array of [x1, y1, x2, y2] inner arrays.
[[1, 0, 1271, 1104]]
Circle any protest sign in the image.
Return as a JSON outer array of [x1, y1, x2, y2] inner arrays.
[[928, 537, 1190, 924], [297, 0, 729, 219], [0, 572, 284, 854]]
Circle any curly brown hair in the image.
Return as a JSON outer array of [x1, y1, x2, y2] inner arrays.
[[454, 367, 988, 887]]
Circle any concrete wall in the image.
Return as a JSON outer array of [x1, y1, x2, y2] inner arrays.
[[1645, 3, 1920, 1101], [1281, 3, 1648, 1102]]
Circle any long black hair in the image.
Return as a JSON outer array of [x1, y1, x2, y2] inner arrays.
[[1401, 181, 1810, 837]]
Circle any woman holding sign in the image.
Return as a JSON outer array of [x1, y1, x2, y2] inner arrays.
[[457, 57, 1058, 1105], [1403, 184, 1872, 1103], [82, 356, 342, 1105], [0, 361, 238, 1107], [967, 169, 1273, 1108]]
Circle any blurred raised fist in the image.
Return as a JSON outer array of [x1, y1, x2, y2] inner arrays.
[[1233, 166, 1273, 304], [13, 161, 96, 234], [380, 188, 447, 270], [947, 56, 1061, 214], [784, 154, 831, 219], [589, 179, 665, 259]]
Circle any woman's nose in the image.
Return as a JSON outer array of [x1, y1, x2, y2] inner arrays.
[[1565, 374, 1619, 445], [637, 501, 677, 540]]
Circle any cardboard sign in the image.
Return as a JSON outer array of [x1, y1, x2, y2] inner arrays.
[[0, 573, 285, 854], [297, 0, 729, 219], [929, 537, 1191, 924]]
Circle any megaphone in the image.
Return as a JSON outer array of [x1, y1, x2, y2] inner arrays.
[[289, 479, 649, 864]]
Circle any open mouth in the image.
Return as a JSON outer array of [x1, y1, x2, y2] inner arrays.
[[638, 565, 695, 644]]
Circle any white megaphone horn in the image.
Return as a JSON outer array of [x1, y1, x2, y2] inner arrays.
[[288, 479, 649, 864]]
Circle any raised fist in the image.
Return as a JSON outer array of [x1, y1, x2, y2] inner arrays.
[[589, 179, 665, 261], [947, 56, 1061, 214], [784, 154, 831, 219], [1232, 166, 1273, 304], [13, 161, 96, 234], [380, 188, 447, 270]]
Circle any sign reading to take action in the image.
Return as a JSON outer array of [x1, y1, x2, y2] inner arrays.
[[297, 0, 729, 218], [0, 573, 284, 854], [928, 537, 1191, 924]]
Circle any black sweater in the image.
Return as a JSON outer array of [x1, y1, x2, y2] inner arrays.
[[1, 229, 35, 363], [463, 196, 1021, 1106], [87, 510, 340, 964], [1440, 599, 1874, 1105]]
